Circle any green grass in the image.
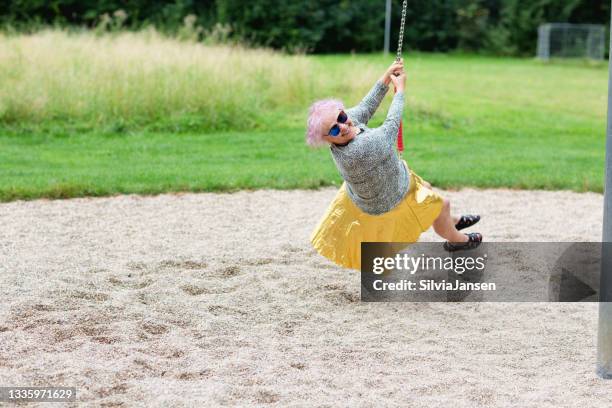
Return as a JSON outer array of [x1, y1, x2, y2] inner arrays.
[[0, 33, 608, 201]]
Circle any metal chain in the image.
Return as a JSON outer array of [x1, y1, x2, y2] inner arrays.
[[396, 0, 408, 61]]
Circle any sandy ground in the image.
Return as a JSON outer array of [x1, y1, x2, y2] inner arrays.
[[0, 186, 610, 407]]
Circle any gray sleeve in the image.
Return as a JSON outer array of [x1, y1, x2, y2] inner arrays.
[[379, 91, 404, 146], [345, 81, 389, 125]]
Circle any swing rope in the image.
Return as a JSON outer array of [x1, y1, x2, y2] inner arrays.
[[395, 0, 407, 155]]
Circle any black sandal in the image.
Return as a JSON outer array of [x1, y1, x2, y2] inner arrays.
[[455, 214, 480, 231], [443, 232, 483, 252]]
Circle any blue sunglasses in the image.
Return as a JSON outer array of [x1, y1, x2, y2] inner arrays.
[[328, 111, 348, 137]]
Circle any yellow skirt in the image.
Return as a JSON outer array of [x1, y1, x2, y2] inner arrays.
[[310, 167, 444, 270]]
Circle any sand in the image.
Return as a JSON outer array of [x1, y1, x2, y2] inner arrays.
[[0, 186, 610, 407]]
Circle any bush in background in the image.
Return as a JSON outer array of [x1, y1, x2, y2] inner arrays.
[[0, 0, 609, 56]]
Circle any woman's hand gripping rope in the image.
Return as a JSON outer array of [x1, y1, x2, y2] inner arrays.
[[380, 58, 404, 87]]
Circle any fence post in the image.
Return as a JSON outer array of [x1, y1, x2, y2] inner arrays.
[[597, 1, 612, 380], [384, 0, 391, 55]]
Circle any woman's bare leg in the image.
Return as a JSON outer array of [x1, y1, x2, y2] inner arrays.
[[421, 179, 468, 241], [433, 199, 468, 243]]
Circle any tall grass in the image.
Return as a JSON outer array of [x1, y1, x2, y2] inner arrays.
[[0, 29, 379, 131]]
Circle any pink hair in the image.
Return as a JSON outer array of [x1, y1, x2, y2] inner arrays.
[[305, 99, 344, 147]]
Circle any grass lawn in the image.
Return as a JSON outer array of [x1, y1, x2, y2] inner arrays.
[[0, 50, 607, 201]]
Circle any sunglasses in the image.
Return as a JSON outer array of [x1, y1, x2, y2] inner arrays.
[[328, 111, 348, 137]]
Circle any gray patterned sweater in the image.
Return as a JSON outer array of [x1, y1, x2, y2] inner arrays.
[[330, 81, 408, 215]]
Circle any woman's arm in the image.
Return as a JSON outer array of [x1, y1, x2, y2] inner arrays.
[[345, 81, 389, 125], [379, 91, 404, 146], [379, 71, 406, 146], [345, 60, 404, 125]]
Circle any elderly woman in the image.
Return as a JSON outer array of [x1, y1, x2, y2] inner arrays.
[[307, 60, 482, 270]]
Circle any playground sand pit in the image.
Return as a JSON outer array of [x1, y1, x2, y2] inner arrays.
[[0, 185, 610, 407]]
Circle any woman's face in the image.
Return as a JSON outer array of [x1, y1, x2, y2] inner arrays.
[[321, 108, 357, 145]]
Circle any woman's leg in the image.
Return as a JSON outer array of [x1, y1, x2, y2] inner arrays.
[[422, 180, 461, 226], [433, 198, 468, 243]]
